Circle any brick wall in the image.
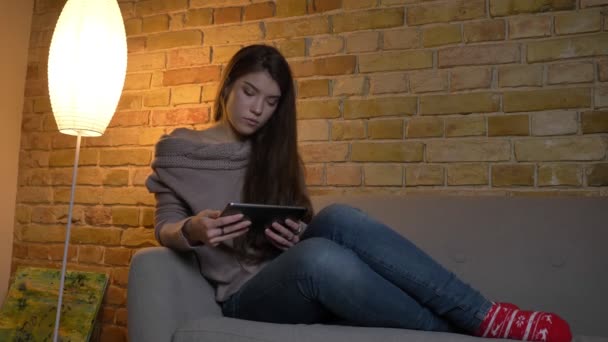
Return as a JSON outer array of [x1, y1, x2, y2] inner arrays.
[[13, 0, 608, 340]]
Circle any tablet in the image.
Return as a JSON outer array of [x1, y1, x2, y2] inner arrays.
[[220, 202, 307, 230]]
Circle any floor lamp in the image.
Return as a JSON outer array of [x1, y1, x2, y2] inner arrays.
[[47, 1, 127, 341]]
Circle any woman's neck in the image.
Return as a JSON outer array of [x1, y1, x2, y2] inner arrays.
[[207, 120, 246, 143]]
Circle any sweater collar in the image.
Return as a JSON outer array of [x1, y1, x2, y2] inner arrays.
[[151, 130, 251, 170]]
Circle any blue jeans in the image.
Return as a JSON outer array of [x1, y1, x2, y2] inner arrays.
[[222, 204, 492, 333]]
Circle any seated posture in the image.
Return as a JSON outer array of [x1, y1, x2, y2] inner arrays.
[[145, 44, 572, 342]]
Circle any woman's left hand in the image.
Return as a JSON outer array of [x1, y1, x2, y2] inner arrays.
[[265, 219, 307, 251]]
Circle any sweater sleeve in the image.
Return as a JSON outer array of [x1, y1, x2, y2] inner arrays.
[[146, 172, 201, 251]]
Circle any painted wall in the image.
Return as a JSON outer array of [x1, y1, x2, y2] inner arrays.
[[0, 0, 34, 304]]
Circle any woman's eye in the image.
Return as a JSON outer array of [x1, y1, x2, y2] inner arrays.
[[267, 99, 278, 106], [243, 87, 254, 96]]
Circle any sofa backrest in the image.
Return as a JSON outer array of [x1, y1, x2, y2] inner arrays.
[[311, 195, 608, 338]]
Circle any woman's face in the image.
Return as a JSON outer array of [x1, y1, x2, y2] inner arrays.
[[224, 70, 281, 137]]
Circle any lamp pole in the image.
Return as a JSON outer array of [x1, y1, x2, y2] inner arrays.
[[52, 133, 81, 342]]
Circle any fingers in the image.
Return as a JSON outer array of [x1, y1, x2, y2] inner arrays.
[[194, 210, 249, 246], [198, 209, 221, 218], [214, 213, 246, 227], [284, 219, 300, 231], [222, 219, 251, 236], [264, 228, 293, 250], [272, 222, 296, 241], [206, 210, 221, 219], [209, 226, 250, 246], [266, 222, 299, 248], [208, 220, 251, 245], [282, 219, 306, 236]]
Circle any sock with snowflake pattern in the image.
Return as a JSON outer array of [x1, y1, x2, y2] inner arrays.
[[475, 303, 572, 342]]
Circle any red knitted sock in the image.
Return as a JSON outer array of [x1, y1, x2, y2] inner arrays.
[[476, 303, 572, 342]]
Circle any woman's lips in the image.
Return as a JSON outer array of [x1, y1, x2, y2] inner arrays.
[[243, 118, 259, 127]]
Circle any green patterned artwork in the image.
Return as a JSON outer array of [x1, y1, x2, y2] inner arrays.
[[0, 267, 108, 342]]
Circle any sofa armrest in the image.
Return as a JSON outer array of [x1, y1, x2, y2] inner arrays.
[[128, 246, 222, 342]]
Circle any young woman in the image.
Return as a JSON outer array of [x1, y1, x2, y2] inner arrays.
[[146, 44, 572, 342]]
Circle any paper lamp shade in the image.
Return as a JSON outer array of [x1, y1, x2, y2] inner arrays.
[[48, 0, 127, 137]]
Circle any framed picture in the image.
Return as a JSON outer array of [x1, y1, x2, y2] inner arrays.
[[0, 267, 108, 342]]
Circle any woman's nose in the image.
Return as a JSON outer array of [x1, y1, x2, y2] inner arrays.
[[250, 98, 264, 115]]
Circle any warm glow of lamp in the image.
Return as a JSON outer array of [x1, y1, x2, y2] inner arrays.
[[48, 0, 127, 137], [47, 1, 126, 341]]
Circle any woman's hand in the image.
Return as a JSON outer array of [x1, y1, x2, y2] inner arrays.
[[265, 219, 307, 251], [185, 209, 251, 247]]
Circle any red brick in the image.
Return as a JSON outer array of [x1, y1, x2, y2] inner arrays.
[[214, 7, 241, 24], [509, 16, 552, 39], [464, 20, 506, 43], [488, 115, 530, 136], [79, 246, 104, 264], [359, 51, 432, 73], [135, 0, 188, 17], [490, 0, 576, 16], [162, 66, 221, 86], [150, 107, 210, 126], [439, 44, 520, 68], [147, 31, 202, 51], [104, 248, 132, 266], [291, 56, 356, 77], [581, 110, 608, 133], [492, 164, 535, 187], [308, 0, 341, 13], [167, 47, 211, 68], [503, 88, 591, 112], [244, 2, 275, 20], [527, 34, 608, 63], [99, 325, 127, 342], [304, 164, 324, 186], [383, 29, 419, 50], [276, 0, 307, 17], [586, 163, 608, 186], [333, 8, 403, 33], [184, 8, 213, 27], [265, 17, 329, 39], [299, 143, 349, 162], [407, 0, 485, 25], [85, 206, 112, 225], [203, 23, 263, 44], [326, 164, 362, 186]]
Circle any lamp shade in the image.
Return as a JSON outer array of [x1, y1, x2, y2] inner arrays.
[[48, 0, 127, 137]]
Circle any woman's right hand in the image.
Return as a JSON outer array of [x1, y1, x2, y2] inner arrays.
[[184, 209, 251, 247]]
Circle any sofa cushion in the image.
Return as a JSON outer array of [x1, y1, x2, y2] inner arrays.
[[173, 317, 608, 342], [173, 317, 498, 342]]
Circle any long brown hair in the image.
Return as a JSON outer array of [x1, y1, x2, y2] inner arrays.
[[214, 45, 313, 262]]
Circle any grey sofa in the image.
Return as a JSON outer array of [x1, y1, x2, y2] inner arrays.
[[128, 195, 608, 342]]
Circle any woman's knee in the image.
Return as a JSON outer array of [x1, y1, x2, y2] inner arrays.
[[290, 238, 360, 280], [312, 203, 362, 227], [317, 203, 359, 217]]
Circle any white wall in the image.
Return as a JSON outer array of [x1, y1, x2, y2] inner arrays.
[[0, 0, 34, 304]]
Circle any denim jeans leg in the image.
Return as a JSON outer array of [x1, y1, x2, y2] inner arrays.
[[222, 238, 456, 332], [302, 204, 492, 333]]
